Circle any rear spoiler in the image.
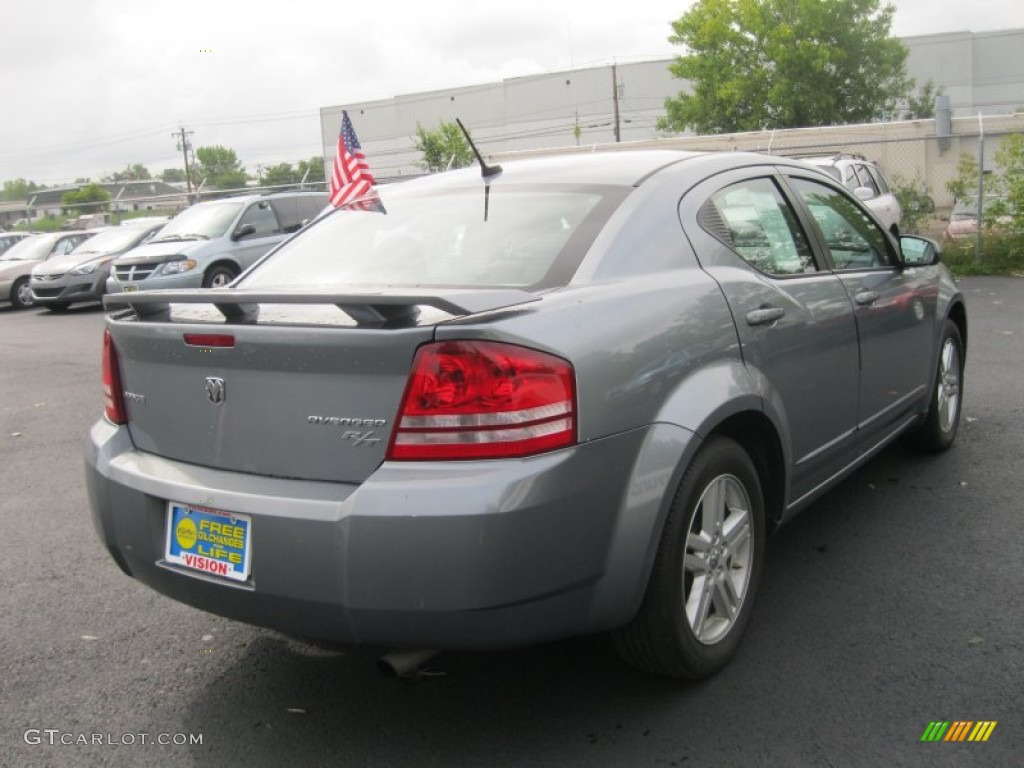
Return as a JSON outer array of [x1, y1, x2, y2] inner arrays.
[[103, 288, 539, 324]]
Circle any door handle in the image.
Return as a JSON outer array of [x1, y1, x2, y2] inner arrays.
[[745, 307, 785, 326], [855, 291, 880, 306]]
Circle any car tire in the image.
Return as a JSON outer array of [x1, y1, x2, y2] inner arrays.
[[905, 319, 964, 453], [11, 277, 35, 309], [612, 436, 766, 680], [203, 265, 237, 289]]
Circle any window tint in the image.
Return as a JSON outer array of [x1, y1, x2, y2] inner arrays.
[[269, 195, 327, 234], [790, 178, 895, 269], [238, 202, 281, 238], [702, 178, 818, 276]]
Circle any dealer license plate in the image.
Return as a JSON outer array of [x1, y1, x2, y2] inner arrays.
[[165, 503, 251, 582], [122, 284, 140, 292]]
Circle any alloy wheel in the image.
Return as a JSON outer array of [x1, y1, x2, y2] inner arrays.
[[683, 474, 754, 645]]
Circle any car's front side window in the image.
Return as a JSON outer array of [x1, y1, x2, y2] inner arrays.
[[853, 164, 880, 196], [238, 202, 281, 238], [701, 178, 818, 276], [789, 178, 895, 269], [53, 238, 77, 256]]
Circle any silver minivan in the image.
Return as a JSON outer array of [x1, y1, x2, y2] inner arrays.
[[106, 191, 327, 292]]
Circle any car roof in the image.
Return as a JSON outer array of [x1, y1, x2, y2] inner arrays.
[[200, 191, 327, 204], [391, 150, 843, 193]]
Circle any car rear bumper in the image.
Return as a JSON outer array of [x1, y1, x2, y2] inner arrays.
[[85, 418, 692, 650]]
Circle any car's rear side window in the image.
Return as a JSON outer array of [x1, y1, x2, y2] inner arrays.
[[241, 184, 624, 290], [270, 195, 328, 234], [701, 178, 818, 276]]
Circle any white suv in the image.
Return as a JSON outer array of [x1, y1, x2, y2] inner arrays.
[[802, 154, 903, 236]]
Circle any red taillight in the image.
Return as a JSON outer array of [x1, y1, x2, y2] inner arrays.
[[184, 333, 235, 348], [388, 341, 576, 460], [102, 329, 127, 425]]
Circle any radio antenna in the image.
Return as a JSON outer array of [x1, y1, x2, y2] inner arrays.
[[456, 118, 502, 178]]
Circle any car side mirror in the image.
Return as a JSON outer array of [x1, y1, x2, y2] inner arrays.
[[853, 186, 874, 201], [900, 235, 941, 267], [233, 224, 256, 241]]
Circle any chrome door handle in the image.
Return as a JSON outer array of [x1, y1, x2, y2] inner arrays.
[[855, 291, 880, 306], [745, 307, 785, 326]]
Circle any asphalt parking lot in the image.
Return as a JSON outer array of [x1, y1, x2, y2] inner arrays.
[[1, 276, 1021, 768]]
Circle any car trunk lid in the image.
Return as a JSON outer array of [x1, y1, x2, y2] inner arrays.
[[104, 289, 537, 484]]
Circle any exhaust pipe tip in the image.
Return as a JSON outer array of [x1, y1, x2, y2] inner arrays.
[[377, 648, 440, 678]]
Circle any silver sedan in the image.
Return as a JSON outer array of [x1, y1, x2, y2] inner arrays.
[[86, 151, 966, 680]]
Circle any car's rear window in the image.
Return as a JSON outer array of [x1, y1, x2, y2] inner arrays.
[[240, 184, 625, 290], [815, 165, 841, 181]]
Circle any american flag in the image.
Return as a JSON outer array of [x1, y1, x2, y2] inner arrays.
[[329, 111, 375, 207]]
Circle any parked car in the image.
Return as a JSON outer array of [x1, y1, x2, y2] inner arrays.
[[88, 151, 966, 680], [944, 194, 1015, 240], [106, 191, 327, 292], [801, 153, 903, 235], [0, 230, 100, 309], [1, 231, 30, 256], [29, 220, 167, 311]]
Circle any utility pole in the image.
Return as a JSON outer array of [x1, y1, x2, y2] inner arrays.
[[975, 113, 984, 265], [173, 126, 195, 203], [612, 63, 621, 143]]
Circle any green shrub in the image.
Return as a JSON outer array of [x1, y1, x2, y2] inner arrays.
[[942, 234, 1024, 275], [891, 173, 934, 234]]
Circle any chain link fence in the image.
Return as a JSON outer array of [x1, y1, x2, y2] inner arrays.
[[8, 114, 1023, 271]]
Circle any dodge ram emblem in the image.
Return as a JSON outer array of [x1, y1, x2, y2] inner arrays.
[[205, 377, 226, 405]]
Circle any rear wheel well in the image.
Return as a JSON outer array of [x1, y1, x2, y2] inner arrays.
[[948, 300, 968, 356], [709, 412, 785, 534]]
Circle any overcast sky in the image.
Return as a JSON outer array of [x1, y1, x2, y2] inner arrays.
[[3, 0, 1023, 187]]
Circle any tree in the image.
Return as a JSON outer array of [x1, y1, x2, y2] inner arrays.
[[104, 163, 152, 182], [946, 153, 979, 202], [660, 0, 913, 134], [413, 121, 474, 173], [988, 133, 1024, 235], [62, 184, 111, 214], [262, 163, 299, 186], [297, 157, 326, 184], [901, 80, 944, 120], [2, 178, 42, 201], [194, 145, 247, 190], [161, 168, 186, 183]]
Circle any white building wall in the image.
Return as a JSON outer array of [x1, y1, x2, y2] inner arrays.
[[321, 29, 1024, 181]]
